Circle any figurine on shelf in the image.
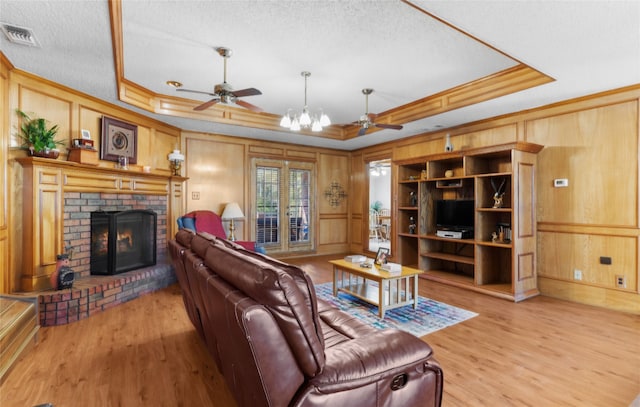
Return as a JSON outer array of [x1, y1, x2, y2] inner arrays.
[[409, 191, 418, 207], [409, 216, 417, 234], [491, 232, 498, 243], [491, 177, 506, 208]]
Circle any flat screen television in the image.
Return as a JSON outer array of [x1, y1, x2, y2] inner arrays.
[[435, 199, 474, 231]]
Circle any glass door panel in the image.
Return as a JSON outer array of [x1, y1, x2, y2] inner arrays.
[[252, 159, 314, 254]]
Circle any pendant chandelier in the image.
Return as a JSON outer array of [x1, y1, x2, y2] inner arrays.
[[280, 71, 330, 132]]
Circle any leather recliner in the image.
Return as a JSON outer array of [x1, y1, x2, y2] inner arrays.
[[169, 229, 443, 407]]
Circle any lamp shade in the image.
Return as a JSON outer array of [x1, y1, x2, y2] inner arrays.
[[168, 150, 185, 161], [221, 202, 244, 220]]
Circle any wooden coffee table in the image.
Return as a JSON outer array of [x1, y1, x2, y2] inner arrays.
[[329, 259, 423, 318]]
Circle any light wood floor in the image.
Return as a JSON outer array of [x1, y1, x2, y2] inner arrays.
[[1, 254, 639, 407]]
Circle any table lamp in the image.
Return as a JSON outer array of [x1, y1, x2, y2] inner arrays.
[[167, 149, 185, 176], [221, 202, 244, 241]]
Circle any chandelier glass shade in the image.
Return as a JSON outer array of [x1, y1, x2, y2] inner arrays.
[[280, 71, 330, 132]]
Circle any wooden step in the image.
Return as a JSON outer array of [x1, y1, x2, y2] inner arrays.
[[0, 296, 39, 383]]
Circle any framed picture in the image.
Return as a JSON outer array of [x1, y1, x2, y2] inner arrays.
[[81, 129, 92, 140], [374, 247, 390, 266], [100, 116, 137, 164]]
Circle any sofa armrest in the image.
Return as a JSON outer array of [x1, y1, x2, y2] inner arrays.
[[318, 329, 436, 386], [300, 329, 442, 407]]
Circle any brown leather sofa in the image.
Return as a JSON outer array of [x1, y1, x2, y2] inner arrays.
[[169, 229, 443, 407]]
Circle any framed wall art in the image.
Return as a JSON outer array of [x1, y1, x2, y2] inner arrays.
[[100, 116, 137, 164]]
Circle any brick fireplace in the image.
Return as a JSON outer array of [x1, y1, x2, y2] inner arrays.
[[37, 192, 175, 326], [63, 192, 168, 276]]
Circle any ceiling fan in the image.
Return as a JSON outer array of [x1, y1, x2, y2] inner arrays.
[[176, 47, 263, 113], [348, 88, 403, 136]]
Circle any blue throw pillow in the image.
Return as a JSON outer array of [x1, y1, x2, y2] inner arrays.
[[181, 217, 196, 232]]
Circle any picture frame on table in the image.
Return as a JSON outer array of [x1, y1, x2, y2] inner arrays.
[[374, 247, 390, 266], [81, 129, 92, 140], [100, 116, 138, 164]]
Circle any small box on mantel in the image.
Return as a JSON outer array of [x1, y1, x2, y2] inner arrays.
[[67, 148, 98, 166]]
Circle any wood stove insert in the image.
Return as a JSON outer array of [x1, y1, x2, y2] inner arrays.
[[90, 209, 157, 275]]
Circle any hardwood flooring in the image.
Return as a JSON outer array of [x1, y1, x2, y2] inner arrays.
[[1, 254, 638, 407]]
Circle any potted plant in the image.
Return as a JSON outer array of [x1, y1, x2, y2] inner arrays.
[[15, 109, 65, 158]]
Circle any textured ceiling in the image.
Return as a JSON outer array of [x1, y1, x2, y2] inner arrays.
[[1, 0, 639, 150]]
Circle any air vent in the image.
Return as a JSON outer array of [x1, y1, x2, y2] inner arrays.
[[1, 23, 40, 47]]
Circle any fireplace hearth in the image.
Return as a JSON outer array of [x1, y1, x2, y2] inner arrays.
[[90, 210, 157, 275]]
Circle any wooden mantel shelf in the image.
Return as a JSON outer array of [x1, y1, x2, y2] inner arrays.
[[16, 156, 188, 185]]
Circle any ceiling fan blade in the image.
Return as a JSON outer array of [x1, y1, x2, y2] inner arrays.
[[235, 99, 264, 113], [357, 127, 368, 137], [194, 98, 220, 111], [231, 87, 262, 98], [177, 88, 218, 97], [374, 123, 403, 130]]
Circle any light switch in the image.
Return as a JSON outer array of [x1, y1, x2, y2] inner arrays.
[[553, 179, 569, 187]]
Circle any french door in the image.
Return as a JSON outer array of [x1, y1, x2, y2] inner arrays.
[[251, 159, 314, 254]]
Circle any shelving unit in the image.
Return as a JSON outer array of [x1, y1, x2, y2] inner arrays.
[[395, 162, 424, 268], [395, 142, 543, 301]]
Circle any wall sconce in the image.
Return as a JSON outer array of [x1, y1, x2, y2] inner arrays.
[[221, 202, 245, 241], [167, 149, 185, 176]]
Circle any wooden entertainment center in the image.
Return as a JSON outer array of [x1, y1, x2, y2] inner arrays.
[[395, 142, 543, 301]]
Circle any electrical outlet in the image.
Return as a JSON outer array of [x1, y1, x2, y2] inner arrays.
[[573, 269, 582, 280], [192, 191, 200, 200], [615, 275, 626, 288]]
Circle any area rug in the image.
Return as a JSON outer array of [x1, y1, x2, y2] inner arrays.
[[314, 282, 478, 337]]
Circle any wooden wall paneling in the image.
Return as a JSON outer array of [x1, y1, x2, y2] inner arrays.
[[348, 152, 365, 252], [18, 86, 73, 151], [526, 100, 640, 311], [538, 276, 640, 314], [317, 153, 349, 254], [169, 177, 187, 238], [21, 164, 63, 291], [318, 217, 348, 246], [185, 137, 247, 238], [529, 101, 638, 226], [538, 231, 637, 290], [318, 153, 349, 214], [0, 55, 9, 293]]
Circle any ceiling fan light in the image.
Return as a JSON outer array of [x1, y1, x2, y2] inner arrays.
[[311, 119, 322, 132]]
